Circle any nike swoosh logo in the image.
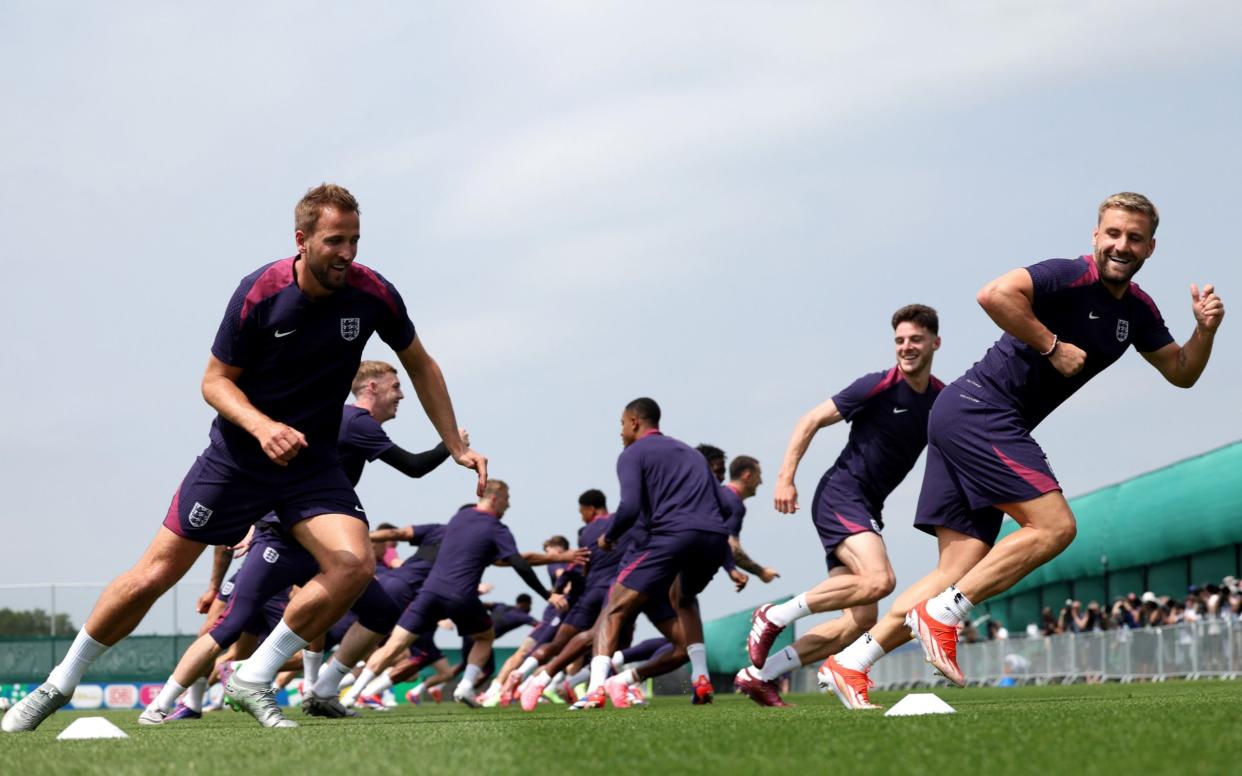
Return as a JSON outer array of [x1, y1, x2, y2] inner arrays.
[[274, 329, 297, 338], [892, 408, 909, 414], [355, 505, 366, 512], [1088, 312, 1100, 320]]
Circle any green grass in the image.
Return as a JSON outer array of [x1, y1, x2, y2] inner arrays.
[[3, 682, 1240, 775]]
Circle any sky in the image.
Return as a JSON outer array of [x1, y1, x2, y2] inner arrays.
[[1, 1, 1239, 640]]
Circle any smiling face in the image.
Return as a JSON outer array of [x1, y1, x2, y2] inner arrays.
[[1092, 207, 1156, 292], [295, 206, 360, 295], [893, 321, 939, 379], [368, 372, 404, 423]]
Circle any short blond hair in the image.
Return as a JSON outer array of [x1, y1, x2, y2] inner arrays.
[[351, 360, 397, 397], [483, 479, 509, 498], [295, 183, 359, 236], [1098, 192, 1159, 235]]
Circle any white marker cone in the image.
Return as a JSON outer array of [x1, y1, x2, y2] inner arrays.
[[57, 717, 129, 740], [884, 692, 956, 717]]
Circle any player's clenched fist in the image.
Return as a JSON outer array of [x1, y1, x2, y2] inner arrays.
[[1191, 283, 1224, 333], [1048, 340, 1087, 377], [773, 480, 798, 514], [256, 421, 307, 465]]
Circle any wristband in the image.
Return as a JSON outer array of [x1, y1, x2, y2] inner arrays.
[[1039, 335, 1059, 358]]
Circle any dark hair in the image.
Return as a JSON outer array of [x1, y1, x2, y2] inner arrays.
[[516, 593, 533, 606], [578, 489, 607, 509], [544, 535, 570, 550], [696, 443, 725, 462], [892, 304, 939, 335], [625, 397, 661, 426], [375, 522, 397, 531], [728, 455, 760, 480]]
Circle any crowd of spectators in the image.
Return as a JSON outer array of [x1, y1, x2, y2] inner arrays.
[[970, 575, 1242, 642]]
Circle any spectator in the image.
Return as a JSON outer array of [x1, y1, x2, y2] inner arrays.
[[986, 619, 1009, 641], [1082, 601, 1104, 631], [1040, 606, 1060, 636], [1204, 584, 1224, 619], [1182, 595, 1202, 625], [1140, 591, 1165, 627], [1111, 596, 1139, 629], [1165, 600, 1184, 626]]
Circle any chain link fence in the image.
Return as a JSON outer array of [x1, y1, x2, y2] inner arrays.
[[0, 582, 215, 638]]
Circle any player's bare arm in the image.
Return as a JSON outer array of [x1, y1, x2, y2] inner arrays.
[[494, 547, 590, 567], [729, 536, 779, 582], [201, 355, 307, 465], [729, 568, 750, 592], [1141, 283, 1225, 388], [774, 397, 845, 514], [396, 335, 488, 494], [368, 526, 414, 543], [196, 545, 233, 613], [977, 268, 1087, 377]]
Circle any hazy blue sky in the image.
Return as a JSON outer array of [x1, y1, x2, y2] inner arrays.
[[2, 2, 1238, 639]]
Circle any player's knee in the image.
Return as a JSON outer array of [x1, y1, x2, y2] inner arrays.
[[861, 570, 895, 601], [324, 550, 374, 592], [121, 566, 176, 603], [852, 608, 879, 631], [1047, 518, 1077, 552]]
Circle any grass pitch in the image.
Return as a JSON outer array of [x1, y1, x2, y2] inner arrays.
[[3, 681, 1239, 775]]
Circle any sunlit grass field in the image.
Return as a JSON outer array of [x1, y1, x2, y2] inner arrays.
[[3, 681, 1239, 775]]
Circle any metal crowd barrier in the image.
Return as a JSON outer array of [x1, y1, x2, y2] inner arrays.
[[858, 619, 1242, 689]]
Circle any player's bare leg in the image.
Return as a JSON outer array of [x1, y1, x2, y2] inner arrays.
[[226, 514, 372, 727], [902, 492, 1076, 685], [489, 636, 537, 701], [822, 528, 986, 706], [401, 657, 456, 704], [306, 622, 389, 717], [953, 491, 1076, 602], [451, 628, 494, 707], [89, 529, 208, 644], [749, 532, 893, 667], [4, 528, 205, 733], [535, 583, 646, 711]]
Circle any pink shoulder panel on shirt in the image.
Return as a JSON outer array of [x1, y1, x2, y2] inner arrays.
[[862, 366, 903, 401], [1127, 282, 1162, 320], [346, 263, 400, 317], [240, 258, 296, 323], [929, 375, 945, 391], [1067, 255, 1100, 288]]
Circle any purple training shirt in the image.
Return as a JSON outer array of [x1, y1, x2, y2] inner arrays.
[[819, 366, 944, 512], [605, 431, 732, 542], [209, 257, 416, 476], [338, 404, 395, 486], [960, 256, 1173, 427], [420, 507, 520, 600]]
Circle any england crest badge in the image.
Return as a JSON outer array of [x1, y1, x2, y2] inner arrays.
[[188, 502, 213, 528]]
